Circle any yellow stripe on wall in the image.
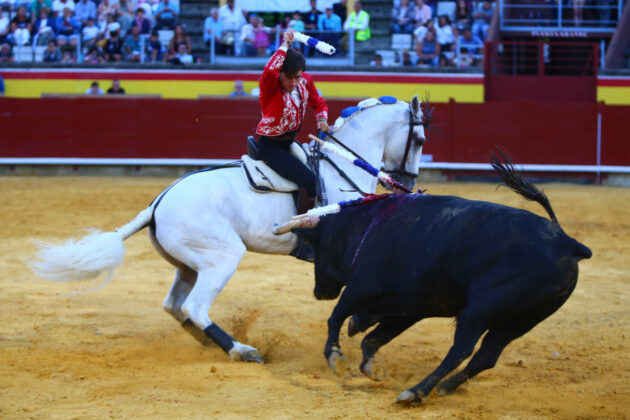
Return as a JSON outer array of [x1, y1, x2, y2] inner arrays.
[[597, 87, 630, 105]]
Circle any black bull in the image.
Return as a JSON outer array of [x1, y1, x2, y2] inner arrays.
[[292, 158, 592, 404]]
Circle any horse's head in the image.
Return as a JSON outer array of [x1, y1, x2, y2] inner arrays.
[[381, 94, 428, 190]]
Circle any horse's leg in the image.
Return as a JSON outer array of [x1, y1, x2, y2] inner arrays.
[[180, 247, 263, 363], [162, 266, 196, 323]]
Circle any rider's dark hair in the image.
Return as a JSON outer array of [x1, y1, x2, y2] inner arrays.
[[281, 48, 306, 77]]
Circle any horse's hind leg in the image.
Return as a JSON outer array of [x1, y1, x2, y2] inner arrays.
[[163, 266, 196, 323], [181, 246, 263, 363]]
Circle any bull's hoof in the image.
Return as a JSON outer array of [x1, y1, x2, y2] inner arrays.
[[327, 346, 347, 376], [360, 357, 387, 381], [396, 390, 422, 404]]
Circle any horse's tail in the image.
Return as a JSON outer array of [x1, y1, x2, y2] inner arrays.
[[489, 148, 558, 225], [29, 206, 154, 284]]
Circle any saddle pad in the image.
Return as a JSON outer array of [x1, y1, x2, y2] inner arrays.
[[241, 155, 299, 193]]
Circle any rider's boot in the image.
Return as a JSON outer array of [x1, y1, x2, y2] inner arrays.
[[291, 188, 316, 262]]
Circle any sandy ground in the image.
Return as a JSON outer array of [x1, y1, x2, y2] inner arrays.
[[0, 176, 629, 419]]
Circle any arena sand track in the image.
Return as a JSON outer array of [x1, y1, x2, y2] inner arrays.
[[1, 176, 629, 419]]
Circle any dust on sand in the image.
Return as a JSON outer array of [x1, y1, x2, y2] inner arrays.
[[0, 176, 628, 419]]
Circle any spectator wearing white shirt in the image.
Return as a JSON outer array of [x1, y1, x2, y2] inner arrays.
[[52, 0, 74, 17], [75, 0, 97, 27], [219, 0, 246, 56]]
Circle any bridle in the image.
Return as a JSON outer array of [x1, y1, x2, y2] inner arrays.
[[384, 104, 429, 180]]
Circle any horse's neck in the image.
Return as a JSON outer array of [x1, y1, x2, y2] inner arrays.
[[318, 122, 386, 204]]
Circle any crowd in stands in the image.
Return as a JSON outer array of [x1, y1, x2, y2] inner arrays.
[[389, 0, 492, 68]]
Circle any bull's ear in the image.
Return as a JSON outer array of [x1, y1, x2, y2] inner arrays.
[[411, 94, 421, 116]]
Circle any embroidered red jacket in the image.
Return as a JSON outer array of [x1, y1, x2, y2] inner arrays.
[[255, 47, 328, 136]]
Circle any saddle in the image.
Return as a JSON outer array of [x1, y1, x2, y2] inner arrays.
[[241, 136, 310, 194]]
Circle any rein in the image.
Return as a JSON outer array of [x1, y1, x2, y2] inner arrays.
[[385, 104, 428, 180]]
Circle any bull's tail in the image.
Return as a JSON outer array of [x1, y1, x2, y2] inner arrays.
[[489, 148, 558, 225], [29, 206, 154, 285]]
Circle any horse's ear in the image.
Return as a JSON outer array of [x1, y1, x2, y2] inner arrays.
[[411, 94, 421, 116]]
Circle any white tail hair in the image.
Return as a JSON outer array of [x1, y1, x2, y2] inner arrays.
[[30, 207, 153, 284]]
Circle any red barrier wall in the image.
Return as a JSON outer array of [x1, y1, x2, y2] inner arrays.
[[0, 97, 628, 166]]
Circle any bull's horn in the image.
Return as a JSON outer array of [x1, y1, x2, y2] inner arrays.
[[272, 217, 320, 235]]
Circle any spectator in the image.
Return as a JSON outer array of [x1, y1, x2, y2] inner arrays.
[[435, 15, 457, 53], [0, 42, 13, 62], [103, 28, 123, 61], [240, 13, 259, 57], [413, 17, 434, 44], [401, 49, 413, 66], [229, 79, 247, 97], [332, 0, 347, 23], [86, 81, 104, 94], [302, 0, 321, 32], [218, 0, 246, 56], [253, 16, 271, 56], [145, 30, 164, 62], [33, 7, 55, 46], [51, 0, 74, 17], [203, 7, 222, 51], [391, 0, 415, 34], [74, 0, 96, 28], [0, 11, 9, 44], [60, 49, 73, 62], [132, 8, 151, 34], [344, 1, 370, 42], [456, 26, 483, 66], [414, 0, 432, 26], [10, 5, 32, 46], [171, 42, 192, 64], [107, 79, 125, 94], [369, 53, 382, 66], [81, 16, 100, 50], [288, 11, 304, 32], [454, 0, 472, 29], [117, 0, 135, 35], [154, 0, 178, 30], [123, 24, 142, 62], [317, 6, 341, 54], [167, 23, 191, 62], [31, 0, 53, 23], [417, 29, 440, 66], [471, 0, 493, 41], [101, 14, 120, 40], [84, 46, 103, 63], [97, 0, 120, 25], [55, 7, 80, 37], [42, 39, 61, 61]]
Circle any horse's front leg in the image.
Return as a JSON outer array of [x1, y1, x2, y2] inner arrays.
[[181, 246, 263, 363]]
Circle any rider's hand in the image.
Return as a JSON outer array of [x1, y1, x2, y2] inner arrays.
[[283, 29, 295, 45], [317, 120, 330, 133]]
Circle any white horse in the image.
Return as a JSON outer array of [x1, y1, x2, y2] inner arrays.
[[31, 95, 428, 363]]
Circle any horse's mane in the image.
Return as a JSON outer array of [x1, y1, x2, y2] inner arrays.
[[331, 96, 406, 133]]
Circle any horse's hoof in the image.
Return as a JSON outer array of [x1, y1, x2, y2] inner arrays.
[[242, 350, 264, 364], [396, 390, 421, 404], [360, 357, 386, 381], [327, 348, 347, 376]]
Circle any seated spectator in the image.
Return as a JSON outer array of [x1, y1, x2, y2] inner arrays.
[[203, 7, 222, 51], [107, 79, 125, 94], [218, 0, 246, 56], [288, 11, 305, 51], [123, 24, 141, 62], [42, 39, 61, 61], [101, 14, 120, 41], [240, 13, 257, 57], [97, 0, 120, 25], [66, 33, 79, 58], [302, 0, 321, 33], [417, 29, 440, 66], [401, 49, 413, 66], [0, 42, 13, 62], [344, 1, 370, 42], [33, 7, 55, 46], [60, 49, 74, 62], [435, 15, 457, 53], [414, 0, 432, 27], [154, 0, 178, 30], [86, 81, 104, 94], [454, 0, 472, 29], [167, 23, 191, 62], [369, 53, 382, 66], [229, 79, 247, 97], [74, 0, 96, 28], [51, 0, 74, 17], [117, 0, 135, 36], [103, 29, 124, 61], [31, 0, 53, 22], [317, 6, 342, 54], [84, 46, 103, 63], [471, 0, 493, 41], [391, 0, 415, 34], [0, 11, 9, 45], [456, 26, 483, 66], [82, 16, 100, 50], [145, 30, 164, 62], [333, 0, 347, 23], [55, 7, 80, 37], [413, 17, 434, 45], [132, 8, 151, 35], [171, 42, 192, 64], [9, 5, 32, 46], [253, 16, 271, 56]]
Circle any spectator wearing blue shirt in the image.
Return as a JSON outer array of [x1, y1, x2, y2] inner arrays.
[[456, 26, 483, 67], [155, 0, 179, 30], [316, 7, 342, 56], [204, 7, 223, 52], [74, 0, 97, 27], [55, 7, 80, 37]]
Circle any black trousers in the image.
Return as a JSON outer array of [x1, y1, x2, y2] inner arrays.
[[258, 133, 316, 198]]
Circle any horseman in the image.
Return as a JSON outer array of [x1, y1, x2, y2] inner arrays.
[[255, 28, 330, 215]]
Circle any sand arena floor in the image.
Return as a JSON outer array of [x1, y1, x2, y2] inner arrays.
[[0, 176, 629, 419]]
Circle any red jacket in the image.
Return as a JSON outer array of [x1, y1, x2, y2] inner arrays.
[[256, 47, 328, 136]]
